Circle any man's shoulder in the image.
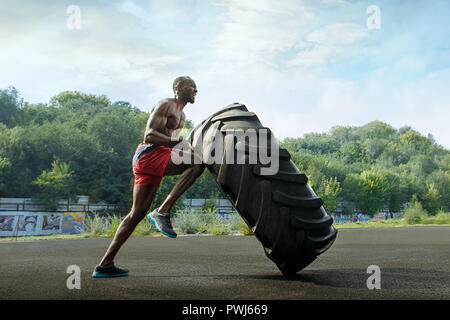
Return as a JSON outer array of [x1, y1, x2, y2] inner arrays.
[[152, 98, 175, 113], [157, 98, 175, 107]]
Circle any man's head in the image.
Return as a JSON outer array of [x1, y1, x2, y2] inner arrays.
[[173, 76, 197, 104]]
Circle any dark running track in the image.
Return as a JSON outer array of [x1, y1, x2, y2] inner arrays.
[[1, 226, 449, 300]]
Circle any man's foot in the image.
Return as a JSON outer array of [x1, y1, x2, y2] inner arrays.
[[92, 263, 129, 278], [148, 209, 177, 238]]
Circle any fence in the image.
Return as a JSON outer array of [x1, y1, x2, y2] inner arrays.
[[0, 198, 125, 213], [182, 198, 235, 215]]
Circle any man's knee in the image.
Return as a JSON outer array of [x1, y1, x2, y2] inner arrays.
[[128, 208, 148, 223]]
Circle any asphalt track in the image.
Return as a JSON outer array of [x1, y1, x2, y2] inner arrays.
[[1, 226, 449, 300]]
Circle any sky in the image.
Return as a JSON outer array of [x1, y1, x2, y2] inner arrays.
[[1, 0, 449, 148]]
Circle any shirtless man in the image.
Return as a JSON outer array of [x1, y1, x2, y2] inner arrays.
[[92, 76, 204, 278]]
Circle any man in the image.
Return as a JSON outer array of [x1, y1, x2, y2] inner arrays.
[[92, 76, 204, 278]]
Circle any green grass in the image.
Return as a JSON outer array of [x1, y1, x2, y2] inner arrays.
[[0, 233, 90, 241], [334, 219, 408, 228], [335, 216, 450, 228], [422, 211, 450, 225], [174, 209, 253, 235], [2, 211, 449, 242], [84, 214, 157, 238], [229, 211, 253, 235]]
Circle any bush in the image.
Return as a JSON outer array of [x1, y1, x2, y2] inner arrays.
[[104, 215, 122, 237], [85, 213, 157, 237], [84, 214, 107, 235], [404, 196, 428, 225], [230, 211, 253, 235], [424, 210, 450, 225], [206, 217, 230, 235], [174, 209, 208, 234], [202, 199, 217, 212], [174, 209, 237, 235]]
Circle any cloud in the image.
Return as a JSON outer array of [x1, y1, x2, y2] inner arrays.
[[321, 0, 349, 4], [0, 0, 183, 101], [288, 23, 370, 66], [0, 0, 449, 149], [206, 0, 317, 79]]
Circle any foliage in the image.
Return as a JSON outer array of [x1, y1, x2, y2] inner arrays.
[[404, 195, 428, 224], [84, 213, 156, 237], [1, 87, 448, 217], [206, 216, 230, 235], [230, 211, 253, 235], [202, 198, 217, 212], [0, 156, 11, 194], [421, 183, 443, 215], [174, 209, 208, 234], [424, 210, 450, 224], [32, 160, 75, 210], [84, 215, 108, 236], [283, 120, 449, 215], [356, 169, 390, 216], [315, 177, 342, 214], [0, 87, 22, 127]]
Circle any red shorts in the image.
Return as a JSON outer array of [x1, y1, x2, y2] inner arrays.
[[132, 143, 172, 188]]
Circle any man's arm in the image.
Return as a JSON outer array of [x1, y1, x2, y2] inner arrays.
[[144, 100, 185, 148]]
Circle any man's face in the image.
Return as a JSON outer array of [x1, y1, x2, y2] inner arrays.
[[179, 80, 197, 103]]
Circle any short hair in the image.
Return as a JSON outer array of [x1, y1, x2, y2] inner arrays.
[[173, 76, 194, 92]]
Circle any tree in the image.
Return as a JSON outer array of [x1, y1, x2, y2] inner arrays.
[[421, 183, 442, 215], [339, 141, 366, 164], [316, 177, 342, 214], [294, 132, 339, 154], [32, 160, 76, 210], [404, 194, 428, 224], [0, 86, 22, 126], [342, 173, 362, 204], [364, 138, 386, 163], [343, 170, 390, 216], [50, 91, 110, 112], [399, 131, 433, 154], [359, 121, 396, 141], [2, 86, 449, 217], [382, 170, 409, 216], [357, 169, 390, 216], [0, 157, 11, 195], [330, 125, 359, 144], [427, 169, 450, 211]]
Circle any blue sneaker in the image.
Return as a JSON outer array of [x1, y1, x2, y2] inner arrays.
[[92, 263, 129, 278], [148, 209, 177, 238]]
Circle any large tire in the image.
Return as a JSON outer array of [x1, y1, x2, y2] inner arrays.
[[188, 103, 337, 276]]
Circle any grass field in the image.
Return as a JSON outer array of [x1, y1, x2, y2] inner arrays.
[[1, 216, 449, 242]]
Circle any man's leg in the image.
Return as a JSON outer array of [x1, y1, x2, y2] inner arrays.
[[98, 183, 158, 267], [157, 149, 205, 214]]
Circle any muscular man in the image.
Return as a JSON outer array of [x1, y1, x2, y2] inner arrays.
[[92, 76, 204, 278]]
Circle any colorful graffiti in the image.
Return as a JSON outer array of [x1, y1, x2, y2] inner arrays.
[[17, 215, 38, 232], [0, 215, 15, 232], [62, 212, 85, 234], [0, 212, 86, 237], [41, 214, 61, 231]]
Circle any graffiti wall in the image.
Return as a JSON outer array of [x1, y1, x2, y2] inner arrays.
[[0, 212, 85, 237], [62, 212, 85, 234]]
